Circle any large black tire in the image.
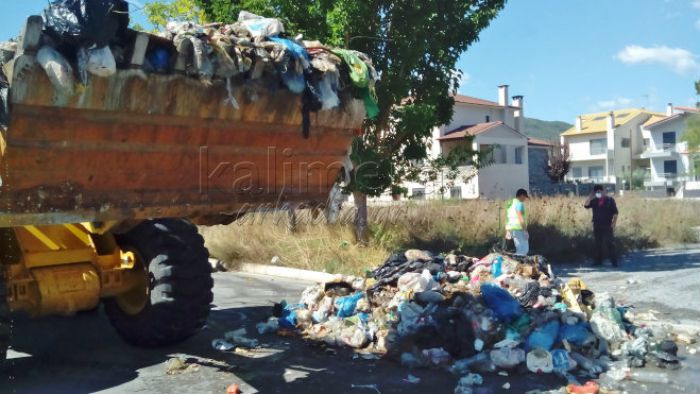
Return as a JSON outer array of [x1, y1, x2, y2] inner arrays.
[[104, 218, 213, 347]]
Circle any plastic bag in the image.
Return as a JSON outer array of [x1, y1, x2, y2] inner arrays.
[[316, 72, 340, 110], [551, 349, 577, 373], [558, 322, 592, 347], [37, 46, 75, 94], [526, 320, 560, 351], [335, 292, 364, 318], [256, 317, 280, 335], [590, 305, 626, 344], [489, 347, 526, 369], [78, 46, 117, 80], [398, 269, 438, 293], [480, 284, 523, 322], [238, 11, 285, 38], [44, 0, 129, 48]]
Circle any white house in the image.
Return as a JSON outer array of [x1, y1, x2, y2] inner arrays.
[[640, 105, 700, 195], [379, 85, 530, 201], [561, 108, 663, 187]]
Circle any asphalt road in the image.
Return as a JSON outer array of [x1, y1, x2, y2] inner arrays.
[[1, 247, 699, 394]]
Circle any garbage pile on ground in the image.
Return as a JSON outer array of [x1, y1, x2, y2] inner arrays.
[[0, 1, 378, 131], [255, 249, 687, 392]]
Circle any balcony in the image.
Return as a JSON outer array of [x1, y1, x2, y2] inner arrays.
[[644, 173, 699, 187], [639, 142, 687, 159]]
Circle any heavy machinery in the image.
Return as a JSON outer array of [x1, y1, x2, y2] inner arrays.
[[0, 17, 365, 360]]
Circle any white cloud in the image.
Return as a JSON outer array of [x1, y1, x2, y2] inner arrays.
[[616, 45, 700, 75], [461, 72, 471, 85], [596, 97, 633, 110], [692, 0, 700, 9]]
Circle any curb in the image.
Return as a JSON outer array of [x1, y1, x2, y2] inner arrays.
[[237, 262, 340, 283]]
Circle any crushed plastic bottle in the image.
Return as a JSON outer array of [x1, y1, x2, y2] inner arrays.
[[630, 370, 669, 384]]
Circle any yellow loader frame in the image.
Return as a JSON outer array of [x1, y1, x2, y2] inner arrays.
[[1, 223, 145, 317]]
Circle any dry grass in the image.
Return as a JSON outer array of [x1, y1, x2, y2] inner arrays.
[[200, 196, 700, 274]]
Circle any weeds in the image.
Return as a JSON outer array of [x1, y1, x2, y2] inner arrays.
[[200, 196, 700, 274]]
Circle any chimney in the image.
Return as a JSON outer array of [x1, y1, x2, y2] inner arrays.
[[498, 85, 509, 106], [512, 95, 524, 132], [666, 103, 674, 116], [575, 116, 582, 132], [607, 111, 615, 131]]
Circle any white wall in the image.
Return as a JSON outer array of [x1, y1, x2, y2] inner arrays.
[[442, 102, 518, 135], [474, 126, 529, 200], [565, 134, 607, 162]]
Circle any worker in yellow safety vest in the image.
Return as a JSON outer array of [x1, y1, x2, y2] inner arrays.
[[505, 188, 529, 255]]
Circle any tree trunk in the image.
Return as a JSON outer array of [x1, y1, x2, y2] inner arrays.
[[353, 191, 369, 246]]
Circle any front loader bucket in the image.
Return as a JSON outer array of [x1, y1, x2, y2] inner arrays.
[[0, 58, 364, 227]]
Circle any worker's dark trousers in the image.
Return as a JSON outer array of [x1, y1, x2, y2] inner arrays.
[[593, 226, 617, 265]]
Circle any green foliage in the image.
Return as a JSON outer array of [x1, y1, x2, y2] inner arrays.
[[523, 117, 572, 141], [144, 0, 207, 30], [195, 0, 507, 196]]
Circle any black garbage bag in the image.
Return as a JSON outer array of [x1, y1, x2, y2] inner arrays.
[[43, 0, 129, 48]]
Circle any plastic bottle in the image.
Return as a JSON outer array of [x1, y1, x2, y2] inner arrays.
[[492, 256, 503, 277], [630, 371, 669, 384]]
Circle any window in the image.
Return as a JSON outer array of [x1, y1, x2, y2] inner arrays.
[[643, 138, 650, 149], [589, 138, 607, 155], [514, 147, 524, 164], [572, 167, 582, 178], [450, 186, 462, 199], [664, 160, 678, 177], [411, 188, 425, 200], [621, 138, 631, 148], [589, 166, 604, 180], [662, 132, 676, 150], [493, 145, 507, 164]]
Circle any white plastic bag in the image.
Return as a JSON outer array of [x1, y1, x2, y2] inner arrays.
[[78, 46, 116, 79], [37, 46, 75, 94], [238, 11, 285, 38]]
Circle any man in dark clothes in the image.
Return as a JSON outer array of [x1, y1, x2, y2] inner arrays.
[[584, 185, 619, 266]]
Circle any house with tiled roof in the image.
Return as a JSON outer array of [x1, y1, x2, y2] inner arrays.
[[640, 105, 700, 196], [383, 85, 531, 201], [561, 108, 664, 188], [561, 103, 700, 196]]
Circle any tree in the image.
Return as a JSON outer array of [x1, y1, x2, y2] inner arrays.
[[546, 143, 571, 183], [141, 0, 206, 30], [147, 0, 507, 244]]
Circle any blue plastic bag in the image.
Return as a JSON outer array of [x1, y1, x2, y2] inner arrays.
[[558, 322, 591, 347], [335, 292, 364, 318], [279, 301, 303, 328], [551, 349, 574, 374], [526, 320, 560, 351], [480, 284, 522, 322]]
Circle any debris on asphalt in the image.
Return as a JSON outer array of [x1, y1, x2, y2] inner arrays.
[[226, 383, 241, 394], [225, 328, 260, 348], [212, 339, 236, 351], [259, 249, 686, 391], [350, 383, 381, 393], [165, 357, 200, 375], [404, 374, 421, 384]]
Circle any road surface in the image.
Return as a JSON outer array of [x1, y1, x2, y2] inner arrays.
[[1, 247, 699, 394]]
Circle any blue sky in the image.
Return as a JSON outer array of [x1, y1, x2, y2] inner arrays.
[[1, 0, 698, 122]]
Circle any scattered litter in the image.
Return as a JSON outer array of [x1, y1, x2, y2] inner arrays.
[[404, 374, 421, 384], [498, 371, 509, 376], [454, 373, 483, 393], [565, 381, 599, 394], [226, 384, 241, 394], [211, 339, 235, 351], [165, 357, 200, 375], [225, 328, 260, 348], [351, 383, 381, 394], [502, 382, 511, 390]]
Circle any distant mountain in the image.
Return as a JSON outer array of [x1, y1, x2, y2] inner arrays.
[[523, 117, 572, 142]]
